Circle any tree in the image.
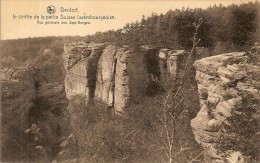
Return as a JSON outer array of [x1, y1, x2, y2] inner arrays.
[[157, 18, 204, 163]]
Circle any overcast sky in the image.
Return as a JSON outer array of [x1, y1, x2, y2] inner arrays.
[[1, 0, 255, 40]]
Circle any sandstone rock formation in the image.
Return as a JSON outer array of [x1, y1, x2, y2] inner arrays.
[[1, 67, 37, 161], [63, 42, 194, 158], [191, 50, 260, 162], [159, 49, 190, 87], [63, 42, 190, 114], [95, 45, 117, 107], [1, 52, 76, 161], [113, 46, 148, 112], [64, 42, 106, 100], [64, 43, 146, 113]]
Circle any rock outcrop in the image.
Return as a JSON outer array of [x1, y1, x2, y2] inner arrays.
[[64, 42, 106, 100], [63, 42, 190, 113], [191, 50, 260, 162], [1, 51, 76, 161], [95, 45, 117, 107], [158, 49, 190, 87], [1, 67, 37, 161], [63, 42, 195, 158]]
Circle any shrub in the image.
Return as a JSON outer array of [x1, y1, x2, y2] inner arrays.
[[216, 92, 259, 160]]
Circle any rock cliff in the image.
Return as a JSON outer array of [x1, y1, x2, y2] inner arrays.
[[63, 42, 190, 114], [1, 67, 37, 161], [191, 48, 260, 162], [63, 42, 194, 157], [4, 40, 257, 162], [64, 42, 106, 101], [64, 42, 259, 162], [158, 49, 190, 86], [1, 51, 76, 161]]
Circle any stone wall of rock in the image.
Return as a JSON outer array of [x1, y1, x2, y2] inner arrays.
[[1, 67, 37, 161], [158, 49, 190, 87], [64, 43, 147, 113], [113, 46, 148, 113], [191, 50, 260, 162], [64, 42, 106, 101], [63, 42, 190, 114], [95, 45, 117, 107], [1, 63, 76, 161]]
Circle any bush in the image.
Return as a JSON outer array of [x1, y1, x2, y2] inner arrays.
[[216, 92, 260, 160], [212, 41, 236, 55]]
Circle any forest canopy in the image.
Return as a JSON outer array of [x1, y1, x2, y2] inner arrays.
[[1, 1, 259, 68], [89, 1, 260, 49]]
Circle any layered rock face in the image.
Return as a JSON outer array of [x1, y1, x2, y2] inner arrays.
[[1, 52, 75, 161], [63, 42, 190, 113], [64, 42, 106, 100], [159, 49, 190, 87], [1, 67, 37, 161], [63, 42, 195, 157], [64, 43, 149, 113], [95, 45, 117, 107], [191, 50, 260, 162], [95, 45, 149, 112], [113, 46, 149, 112]]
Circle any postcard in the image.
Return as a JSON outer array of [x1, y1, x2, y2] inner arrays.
[[1, 0, 259, 162]]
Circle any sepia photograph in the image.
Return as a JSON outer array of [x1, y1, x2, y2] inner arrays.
[[1, 0, 259, 162]]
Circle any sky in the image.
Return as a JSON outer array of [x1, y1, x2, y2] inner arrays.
[[0, 0, 256, 40]]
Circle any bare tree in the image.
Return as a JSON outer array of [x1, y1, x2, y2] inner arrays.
[[157, 18, 204, 163]]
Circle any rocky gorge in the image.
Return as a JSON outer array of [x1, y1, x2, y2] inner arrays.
[[63, 42, 259, 162], [1, 41, 259, 162], [0, 50, 77, 161]]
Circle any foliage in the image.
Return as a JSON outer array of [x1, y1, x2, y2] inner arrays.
[[216, 92, 260, 160], [64, 95, 202, 163], [24, 124, 50, 162], [89, 2, 260, 50], [1, 2, 259, 70], [143, 48, 164, 96], [59, 19, 204, 163], [212, 41, 236, 55], [1, 36, 84, 68]]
